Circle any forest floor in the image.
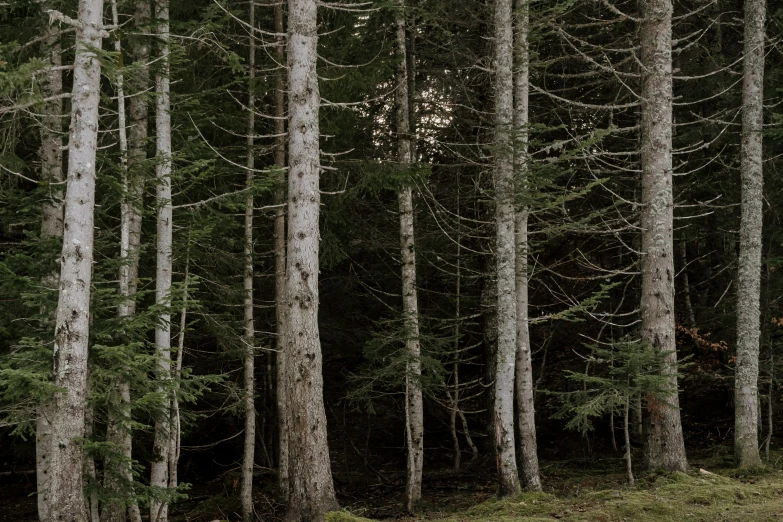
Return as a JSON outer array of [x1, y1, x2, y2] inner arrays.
[[170, 448, 783, 521], [4, 449, 783, 521], [327, 465, 783, 522]]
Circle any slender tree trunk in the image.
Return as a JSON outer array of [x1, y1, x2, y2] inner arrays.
[[49, 0, 105, 518], [36, 7, 63, 521], [38, 19, 64, 243], [735, 0, 766, 469], [284, 0, 338, 519], [765, 350, 773, 462], [102, 3, 144, 521], [482, 254, 498, 452], [513, 0, 541, 492], [274, 1, 290, 502], [492, 0, 522, 497], [624, 397, 634, 486], [639, 0, 688, 472], [633, 397, 643, 438], [151, 0, 173, 518], [37, 404, 54, 522], [241, 4, 257, 518], [84, 389, 100, 522], [450, 364, 461, 472], [394, 0, 423, 512], [168, 247, 188, 494], [610, 410, 618, 452], [451, 212, 462, 473], [460, 411, 479, 460]]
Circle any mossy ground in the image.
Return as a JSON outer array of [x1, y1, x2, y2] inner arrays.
[[433, 471, 783, 521], [326, 511, 379, 522], [334, 452, 783, 522], [142, 449, 783, 521]]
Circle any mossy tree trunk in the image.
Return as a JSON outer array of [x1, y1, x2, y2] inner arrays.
[[493, 0, 522, 497], [639, 0, 688, 472], [734, 0, 766, 470], [513, 0, 541, 492]]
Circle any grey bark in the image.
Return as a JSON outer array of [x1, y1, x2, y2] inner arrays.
[[395, 0, 423, 512], [449, 363, 461, 472], [283, 0, 339, 519], [168, 249, 188, 494], [639, 0, 688, 472], [151, 0, 173, 518], [49, 0, 105, 518], [765, 350, 773, 462], [102, 3, 145, 522], [36, 6, 63, 520], [84, 388, 100, 522], [241, 3, 257, 519], [451, 234, 462, 472], [734, 0, 766, 469], [274, 1, 290, 501], [481, 255, 498, 446], [492, 0, 522, 497], [624, 398, 634, 485], [632, 396, 643, 438], [513, 0, 541, 492]]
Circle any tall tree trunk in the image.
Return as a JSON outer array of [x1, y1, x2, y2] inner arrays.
[[449, 361, 461, 472], [49, 0, 105, 518], [36, 7, 64, 520], [241, 3, 257, 518], [639, 0, 688, 472], [151, 0, 173, 518], [481, 254, 498, 450], [394, 0, 423, 512], [765, 350, 773, 462], [284, 0, 338, 519], [492, 0, 522, 497], [84, 384, 100, 522], [513, 0, 541, 492], [624, 396, 634, 485], [735, 0, 766, 469], [102, 2, 145, 521], [274, 0, 289, 502], [168, 247, 188, 494], [451, 223, 462, 473]]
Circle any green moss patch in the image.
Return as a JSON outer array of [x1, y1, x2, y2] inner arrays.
[[432, 470, 783, 522]]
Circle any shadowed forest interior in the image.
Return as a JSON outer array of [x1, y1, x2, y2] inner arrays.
[[1, 0, 783, 520]]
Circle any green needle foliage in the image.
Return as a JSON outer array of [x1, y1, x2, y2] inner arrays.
[[555, 337, 690, 436]]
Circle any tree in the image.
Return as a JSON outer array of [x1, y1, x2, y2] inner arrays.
[[735, 0, 767, 469], [151, 0, 174, 518], [47, 0, 106, 519], [274, 0, 290, 502], [241, 0, 257, 518], [557, 338, 683, 486], [102, 2, 147, 522], [513, 0, 540, 492], [35, 4, 63, 520], [639, 0, 688, 472], [394, 0, 424, 511], [284, 0, 339, 518], [492, 0, 522, 497]]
